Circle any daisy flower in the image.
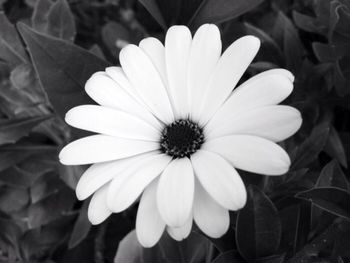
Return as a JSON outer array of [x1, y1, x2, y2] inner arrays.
[[59, 24, 302, 247]]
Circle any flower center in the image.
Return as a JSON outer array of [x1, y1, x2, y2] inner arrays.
[[160, 119, 204, 158]]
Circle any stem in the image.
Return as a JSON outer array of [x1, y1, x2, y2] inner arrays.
[[94, 222, 108, 263]]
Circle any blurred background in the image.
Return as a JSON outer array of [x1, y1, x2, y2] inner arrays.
[[0, 0, 350, 262]]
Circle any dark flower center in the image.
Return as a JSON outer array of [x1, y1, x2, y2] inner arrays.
[[160, 119, 204, 158]]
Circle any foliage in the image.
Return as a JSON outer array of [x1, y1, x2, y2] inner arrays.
[[0, 0, 350, 262]]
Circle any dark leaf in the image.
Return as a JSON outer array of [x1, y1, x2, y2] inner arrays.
[[236, 186, 281, 262], [0, 12, 28, 67], [316, 160, 349, 190], [46, 0, 76, 41], [31, 0, 54, 33], [114, 230, 143, 263], [138, 0, 167, 30], [296, 187, 350, 220], [0, 186, 29, 213], [190, 0, 264, 30], [211, 250, 244, 263], [324, 126, 347, 167], [256, 254, 285, 263], [28, 186, 75, 228], [291, 120, 330, 170], [102, 22, 130, 57], [68, 200, 91, 249], [17, 23, 110, 137], [0, 115, 50, 145]]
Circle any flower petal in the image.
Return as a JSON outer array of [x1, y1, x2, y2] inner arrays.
[[193, 180, 230, 238], [85, 73, 161, 130], [120, 44, 174, 124], [188, 24, 222, 122], [139, 37, 168, 86], [167, 215, 193, 241], [65, 105, 160, 141], [76, 152, 155, 200], [207, 105, 302, 142], [165, 25, 192, 118], [157, 157, 194, 227], [198, 36, 260, 125], [107, 154, 172, 212], [59, 135, 158, 165], [207, 71, 294, 130], [203, 135, 291, 175], [136, 178, 166, 248], [88, 184, 111, 225], [191, 150, 246, 210]]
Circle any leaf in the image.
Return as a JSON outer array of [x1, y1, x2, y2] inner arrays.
[[31, 0, 54, 33], [236, 186, 281, 262], [0, 115, 50, 145], [17, 23, 110, 136], [68, 200, 91, 249], [46, 0, 76, 41], [316, 160, 349, 190], [256, 254, 285, 263], [211, 250, 244, 263], [114, 230, 143, 263], [0, 12, 28, 67], [138, 0, 167, 30], [324, 126, 348, 167], [102, 22, 130, 57], [28, 186, 75, 228], [296, 187, 350, 220], [291, 119, 330, 170], [190, 0, 264, 30]]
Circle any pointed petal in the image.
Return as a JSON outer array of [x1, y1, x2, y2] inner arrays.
[[207, 106, 302, 142], [139, 37, 168, 86], [165, 25, 192, 118], [85, 73, 161, 130], [88, 184, 111, 225], [157, 158, 194, 227], [193, 180, 230, 238], [207, 72, 294, 130], [203, 135, 291, 175], [120, 44, 174, 123], [188, 24, 221, 121], [191, 150, 246, 210], [136, 178, 166, 248], [65, 105, 160, 141], [167, 215, 193, 241], [198, 36, 260, 124], [59, 135, 158, 165], [76, 152, 155, 200], [107, 154, 172, 212]]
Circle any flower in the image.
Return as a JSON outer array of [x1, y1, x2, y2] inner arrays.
[[59, 24, 302, 247]]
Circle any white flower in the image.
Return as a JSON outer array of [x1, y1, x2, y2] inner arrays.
[[59, 24, 302, 247]]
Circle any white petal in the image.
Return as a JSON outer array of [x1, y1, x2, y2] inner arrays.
[[207, 106, 302, 142], [107, 154, 172, 212], [136, 178, 166, 248], [191, 150, 246, 210], [193, 180, 230, 238], [85, 73, 162, 130], [88, 184, 111, 225], [198, 36, 261, 125], [76, 152, 155, 200], [167, 215, 193, 241], [139, 37, 168, 86], [207, 72, 294, 131], [120, 45, 174, 124], [65, 105, 159, 141], [188, 24, 222, 121], [203, 135, 291, 175], [59, 135, 158, 165], [105, 66, 145, 106], [157, 157, 194, 227], [165, 25, 192, 118]]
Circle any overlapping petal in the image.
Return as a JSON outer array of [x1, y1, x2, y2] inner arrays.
[[88, 184, 111, 225]]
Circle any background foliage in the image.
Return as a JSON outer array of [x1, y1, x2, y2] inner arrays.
[[0, 0, 350, 262]]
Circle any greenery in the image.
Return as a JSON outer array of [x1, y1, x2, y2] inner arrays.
[[0, 0, 350, 262]]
